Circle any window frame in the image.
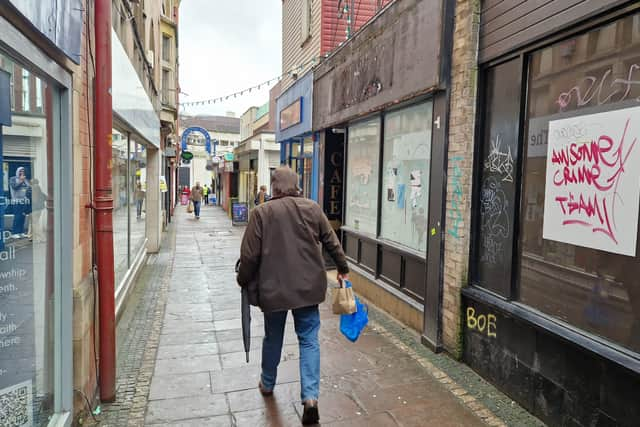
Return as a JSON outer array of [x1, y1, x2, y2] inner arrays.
[[467, 6, 640, 372], [0, 14, 74, 426]]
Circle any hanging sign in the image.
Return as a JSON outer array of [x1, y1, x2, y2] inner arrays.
[[542, 106, 640, 256], [224, 153, 234, 162]]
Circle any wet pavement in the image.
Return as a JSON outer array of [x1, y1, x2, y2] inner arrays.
[[97, 202, 544, 427], [140, 204, 485, 427]]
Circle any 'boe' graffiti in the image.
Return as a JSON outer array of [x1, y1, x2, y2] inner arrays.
[[543, 106, 640, 256]]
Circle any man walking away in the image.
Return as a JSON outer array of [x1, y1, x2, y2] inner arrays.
[[190, 182, 203, 219], [135, 183, 145, 219], [237, 166, 349, 425], [254, 185, 271, 206], [203, 185, 209, 205]]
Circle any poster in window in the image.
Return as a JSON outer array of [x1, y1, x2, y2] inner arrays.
[[543, 106, 640, 256]]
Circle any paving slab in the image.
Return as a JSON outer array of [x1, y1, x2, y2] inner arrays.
[[99, 204, 543, 427]]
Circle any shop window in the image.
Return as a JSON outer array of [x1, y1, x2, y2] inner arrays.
[[473, 59, 522, 296], [380, 102, 433, 253], [0, 52, 57, 425], [345, 117, 380, 235], [130, 140, 147, 258], [112, 130, 129, 285], [303, 137, 313, 199], [519, 12, 640, 354]]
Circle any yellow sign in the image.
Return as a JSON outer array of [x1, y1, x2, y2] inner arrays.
[[160, 176, 168, 192]]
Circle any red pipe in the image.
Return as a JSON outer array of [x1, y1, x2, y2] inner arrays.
[[94, 0, 116, 402]]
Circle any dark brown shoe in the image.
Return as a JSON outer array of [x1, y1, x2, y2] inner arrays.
[[301, 400, 319, 425], [258, 381, 273, 396]]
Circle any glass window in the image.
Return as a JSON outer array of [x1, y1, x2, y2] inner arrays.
[[380, 102, 433, 252], [112, 130, 129, 285], [162, 35, 171, 62], [520, 12, 640, 353], [0, 52, 56, 425], [345, 117, 380, 235], [130, 140, 146, 257], [21, 68, 30, 111], [474, 59, 522, 296], [35, 78, 42, 111], [162, 69, 171, 105]]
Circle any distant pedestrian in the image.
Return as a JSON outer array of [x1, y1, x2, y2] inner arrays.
[[190, 182, 203, 219], [135, 183, 145, 219], [237, 166, 349, 425], [254, 185, 271, 206], [203, 185, 209, 205]]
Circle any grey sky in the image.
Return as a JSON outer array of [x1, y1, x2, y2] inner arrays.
[[178, 0, 282, 117]]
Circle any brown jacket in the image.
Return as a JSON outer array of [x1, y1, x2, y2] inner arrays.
[[237, 195, 349, 312], [190, 186, 203, 202]]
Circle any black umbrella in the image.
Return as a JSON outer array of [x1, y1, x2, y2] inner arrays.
[[235, 260, 251, 363]]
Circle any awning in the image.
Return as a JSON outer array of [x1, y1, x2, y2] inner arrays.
[[112, 29, 160, 148]]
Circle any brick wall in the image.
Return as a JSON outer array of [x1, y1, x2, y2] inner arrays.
[[441, 0, 480, 358], [72, 0, 98, 411]]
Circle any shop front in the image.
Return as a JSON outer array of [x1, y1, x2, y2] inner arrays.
[[0, 6, 77, 426], [313, 0, 453, 344], [464, 2, 640, 425], [276, 71, 319, 201], [111, 28, 161, 316]]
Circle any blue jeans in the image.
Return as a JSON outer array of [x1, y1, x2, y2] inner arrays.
[[193, 200, 201, 217], [261, 305, 320, 402]]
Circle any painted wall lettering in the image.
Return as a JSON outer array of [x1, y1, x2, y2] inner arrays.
[[466, 307, 497, 338], [543, 106, 640, 256], [556, 63, 640, 112], [447, 156, 463, 239]]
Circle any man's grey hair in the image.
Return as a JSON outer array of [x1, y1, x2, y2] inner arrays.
[[271, 166, 300, 197]]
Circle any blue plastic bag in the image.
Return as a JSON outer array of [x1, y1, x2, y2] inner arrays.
[[340, 291, 368, 342]]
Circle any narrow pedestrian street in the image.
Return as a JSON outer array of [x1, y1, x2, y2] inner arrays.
[[94, 204, 543, 427]]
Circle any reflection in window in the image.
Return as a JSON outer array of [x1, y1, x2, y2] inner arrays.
[[474, 59, 521, 297], [380, 102, 432, 252], [112, 130, 129, 285], [130, 140, 147, 258], [0, 51, 56, 425], [520, 12, 640, 354], [22, 69, 29, 111], [345, 117, 380, 235]]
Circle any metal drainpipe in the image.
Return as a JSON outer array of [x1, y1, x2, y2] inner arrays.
[[94, 0, 116, 402]]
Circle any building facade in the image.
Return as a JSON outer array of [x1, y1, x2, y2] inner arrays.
[[313, 0, 454, 347], [448, 1, 640, 425], [159, 0, 181, 227], [236, 103, 280, 210], [277, 0, 393, 202], [178, 114, 240, 211]]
